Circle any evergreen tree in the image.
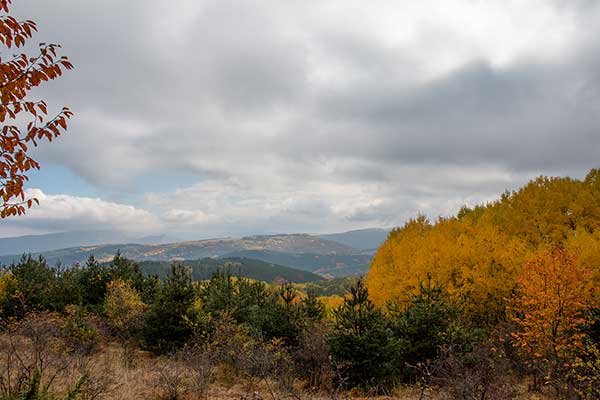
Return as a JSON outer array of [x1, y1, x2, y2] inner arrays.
[[143, 263, 196, 354], [301, 289, 325, 321], [77, 255, 112, 308], [390, 279, 461, 381], [328, 279, 401, 390], [9, 255, 56, 313]]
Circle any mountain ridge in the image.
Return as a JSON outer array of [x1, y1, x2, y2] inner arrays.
[[0, 233, 359, 268]]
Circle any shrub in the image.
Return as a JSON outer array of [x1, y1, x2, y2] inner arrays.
[[63, 305, 100, 355], [0, 312, 100, 399], [568, 341, 600, 399], [294, 321, 334, 391], [300, 289, 325, 322], [435, 343, 519, 400]]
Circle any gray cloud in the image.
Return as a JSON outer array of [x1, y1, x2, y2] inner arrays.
[[3, 0, 600, 237]]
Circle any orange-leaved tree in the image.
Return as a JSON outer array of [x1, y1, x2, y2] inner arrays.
[[0, 0, 73, 218], [511, 246, 597, 391]]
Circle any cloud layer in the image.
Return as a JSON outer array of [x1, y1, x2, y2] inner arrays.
[[3, 0, 600, 238]]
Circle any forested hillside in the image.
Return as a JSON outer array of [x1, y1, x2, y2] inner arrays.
[[138, 257, 321, 283], [221, 250, 372, 277], [367, 169, 600, 321]]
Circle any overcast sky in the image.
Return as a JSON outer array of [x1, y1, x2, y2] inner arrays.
[[2, 0, 599, 239]]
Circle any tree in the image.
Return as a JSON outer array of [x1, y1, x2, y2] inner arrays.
[[511, 247, 597, 392], [77, 255, 112, 307], [9, 255, 55, 314], [143, 264, 196, 354], [104, 279, 147, 363], [0, 0, 73, 218], [390, 279, 459, 379], [328, 279, 401, 390], [104, 279, 147, 335]]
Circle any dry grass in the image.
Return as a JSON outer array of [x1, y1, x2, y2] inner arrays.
[[0, 334, 554, 400]]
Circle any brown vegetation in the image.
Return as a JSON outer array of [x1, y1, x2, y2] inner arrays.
[[0, 318, 552, 400]]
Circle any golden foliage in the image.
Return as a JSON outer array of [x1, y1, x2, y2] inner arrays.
[[367, 169, 600, 321], [317, 295, 344, 314], [0, 270, 16, 302], [510, 247, 597, 388], [103, 279, 147, 334]]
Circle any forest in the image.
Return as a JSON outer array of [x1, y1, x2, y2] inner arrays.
[[0, 170, 598, 399]]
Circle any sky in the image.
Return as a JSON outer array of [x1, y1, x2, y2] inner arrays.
[[2, 0, 600, 239]]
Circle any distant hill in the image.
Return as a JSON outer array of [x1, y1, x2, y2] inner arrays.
[[0, 234, 359, 269], [138, 257, 322, 283], [319, 228, 391, 251], [221, 250, 373, 278], [0, 230, 178, 256]]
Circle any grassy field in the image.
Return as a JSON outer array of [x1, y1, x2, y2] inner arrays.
[[0, 333, 554, 400]]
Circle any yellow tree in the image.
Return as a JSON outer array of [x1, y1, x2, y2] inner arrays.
[[511, 247, 597, 391], [104, 279, 147, 337], [367, 215, 528, 323], [0, 0, 73, 217]]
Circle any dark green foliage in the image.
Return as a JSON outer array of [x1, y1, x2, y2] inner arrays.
[[108, 252, 147, 290], [65, 371, 91, 400], [23, 368, 41, 400], [1, 254, 157, 320], [300, 290, 325, 321], [138, 257, 322, 283], [75, 256, 112, 308], [77, 253, 149, 309], [328, 279, 401, 390], [391, 281, 459, 375], [50, 267, 84, 311], [9, 255, 56, 314], [222, 250, 371, 277], [139, 273, 161, 304], [143, 263, 196, 354], [199, 273, 305, 344], [389, 280, 484, 382]]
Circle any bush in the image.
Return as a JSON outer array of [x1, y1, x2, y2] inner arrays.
[[294, 321, 334, 391], [0, 312, 105, 399], [568, 341, 600, 399], [63, 305, 100, 355], [435, 343, 519, 400]]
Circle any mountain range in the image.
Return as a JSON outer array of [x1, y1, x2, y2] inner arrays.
[[0, 228, 391, 278]]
